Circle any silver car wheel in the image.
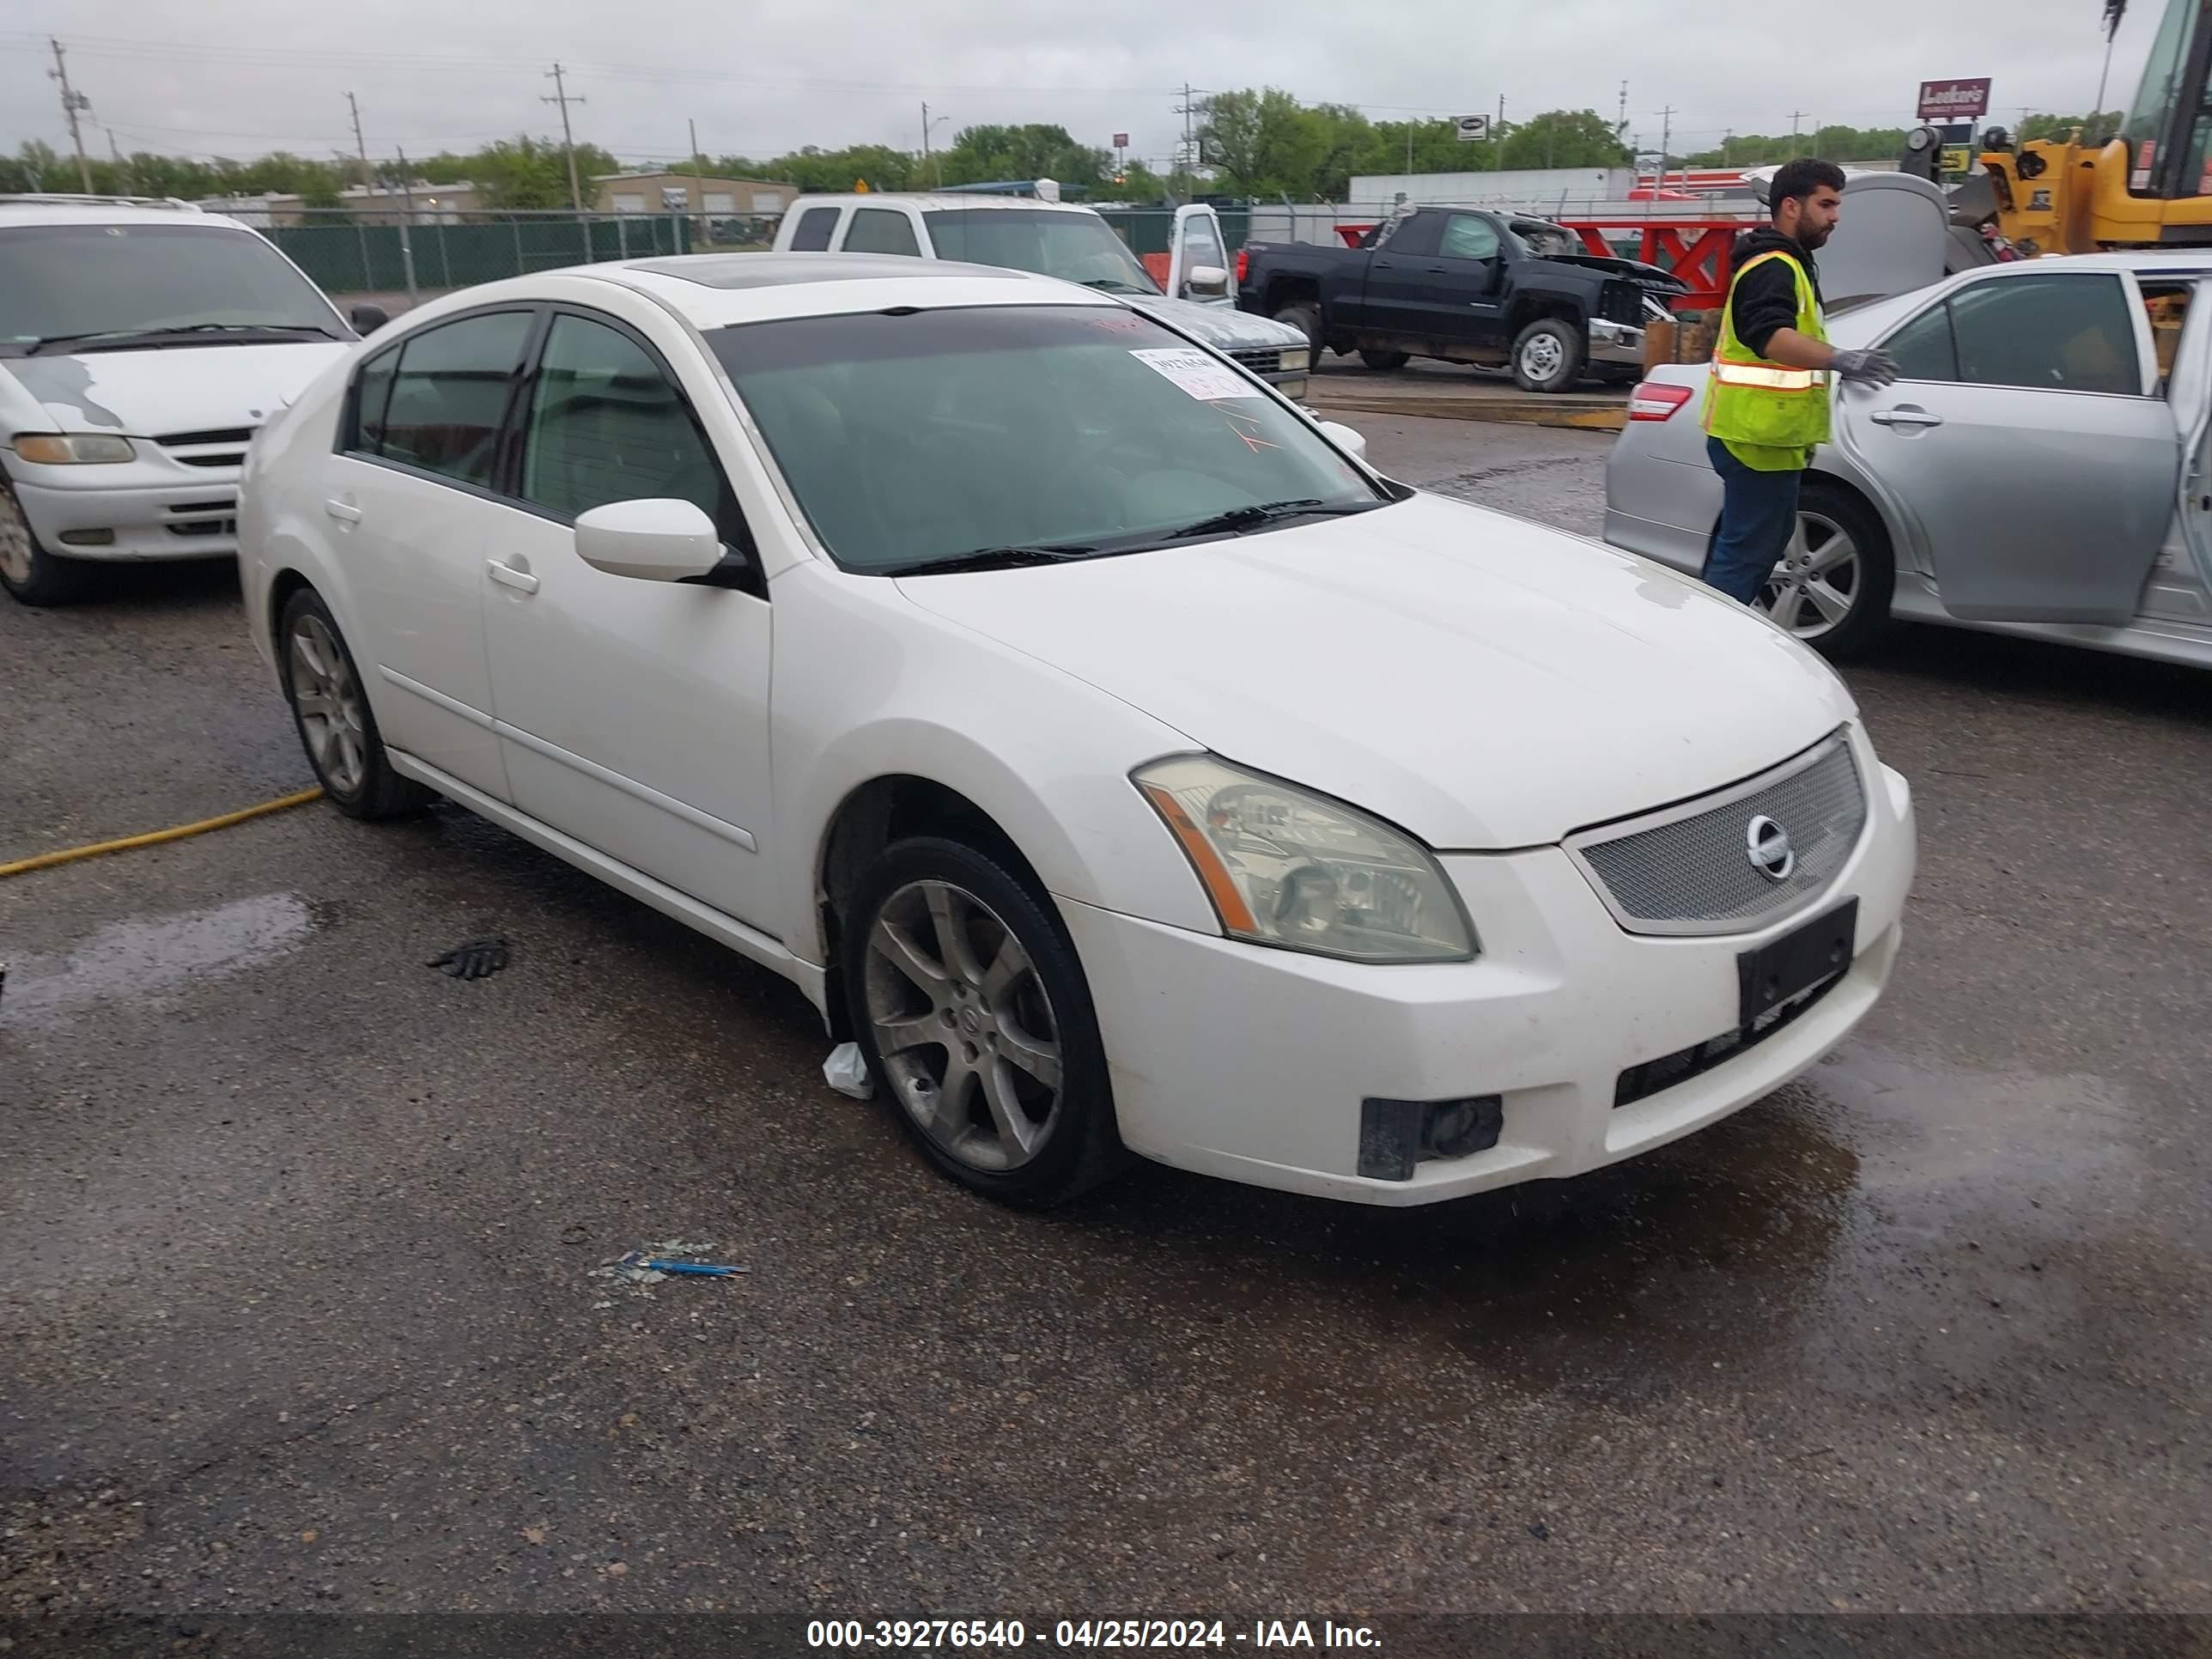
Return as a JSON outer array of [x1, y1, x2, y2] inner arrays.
[[864, 878, 1064, 1174], [0, 487, 34, 586], [1763, 509, 1861, 641], [1519, 332, 1565, 381], [287, 612, 369, 795]]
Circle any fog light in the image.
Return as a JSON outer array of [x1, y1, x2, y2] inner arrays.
[[58, 528, 115, 546], [1358, 1094, 1504, 1181]]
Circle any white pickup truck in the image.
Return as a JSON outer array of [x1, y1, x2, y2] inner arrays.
[[771, 189, 1311, 398]]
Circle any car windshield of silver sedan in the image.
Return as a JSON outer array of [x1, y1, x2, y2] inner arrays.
[[709, 305, 1389, 576], [920, 210, 1163, 295], [0, 224, 345, 355]]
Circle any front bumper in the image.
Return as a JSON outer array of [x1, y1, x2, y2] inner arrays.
[[1061, 732, 1915, 1206], [12, 468, 243, 562], [1588, 318, 1647, 367]]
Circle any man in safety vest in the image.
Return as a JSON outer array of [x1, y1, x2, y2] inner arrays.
[[1702, 158, 1899, 604]]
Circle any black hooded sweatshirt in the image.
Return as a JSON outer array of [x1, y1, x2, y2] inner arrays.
[[1726, 226, 1822, 357]]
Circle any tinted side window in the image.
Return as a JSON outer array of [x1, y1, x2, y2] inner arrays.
[[350, 346, 400, 453], [378, 311, 532, 487], [1882, 303, 1960, 382], [1441, 215, 1499, 260], [1382, 213, 1442, 258], [845, 209, 921, 256], [1948, 273, 2142, 395], [519, 313, 728, 530], [789, 207, 840, 252]]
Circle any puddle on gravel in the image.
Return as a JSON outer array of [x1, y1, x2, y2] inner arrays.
[[1073, 1043, 2174, 1416], [1, 891, 316, 1027]]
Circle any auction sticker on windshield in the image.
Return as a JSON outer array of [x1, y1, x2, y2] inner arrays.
[[1130, 347, 1260, 400]]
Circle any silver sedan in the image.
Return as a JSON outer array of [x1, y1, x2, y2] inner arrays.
[[1604, 250, 2212, 668]]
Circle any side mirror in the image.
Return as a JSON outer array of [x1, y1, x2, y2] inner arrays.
[[349, 302, 389, 335], [1183, 264, 1231, 298], [1317, 420, 1369, 462], [574, 498, 726, 582]]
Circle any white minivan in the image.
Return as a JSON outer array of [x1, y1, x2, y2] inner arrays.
[[0, 194, 361, 605]]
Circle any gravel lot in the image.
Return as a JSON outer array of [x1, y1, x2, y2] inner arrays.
[[3, 416, 2208, 1632]]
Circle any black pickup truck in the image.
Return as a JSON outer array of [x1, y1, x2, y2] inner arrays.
[[1237, 207, 1688, 392]]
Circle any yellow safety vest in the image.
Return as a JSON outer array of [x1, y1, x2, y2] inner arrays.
[[1704, 249, 1830, 471]]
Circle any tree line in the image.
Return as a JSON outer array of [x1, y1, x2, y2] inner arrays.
[[0, 97, 2133, 211]]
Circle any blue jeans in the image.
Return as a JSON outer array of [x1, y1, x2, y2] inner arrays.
[[1702, 436, 1802, 604]]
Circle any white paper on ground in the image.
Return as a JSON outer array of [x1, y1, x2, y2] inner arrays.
[[823, 1041, 873, 1100], [1130, 347, 1261, 401]]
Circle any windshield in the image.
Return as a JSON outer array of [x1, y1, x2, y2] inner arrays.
[[921, 210, 1161, 295], [711, 305, 1385, 574], [0, 223, 339, 349], [1507, 220, 1580, 258]]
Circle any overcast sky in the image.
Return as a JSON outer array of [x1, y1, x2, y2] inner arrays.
[[0, 0, 2150, 179]]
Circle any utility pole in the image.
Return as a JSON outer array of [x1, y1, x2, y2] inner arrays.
[[690, 117, 704, 234], [48, 38, 94, 193], [1618, 81, 1629, 139], [1790, 109, 1809, 159], [544, 63, 586, 211], [1178, 82, 1199, 186], [347, 92, 371, 190], [106, 126, 128, 194], [921, 101, 951, 187], [1496, 93, 1506, 172]]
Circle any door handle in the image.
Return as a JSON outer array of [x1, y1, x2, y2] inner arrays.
[[485, 557, 538, 595], [1869, 409, 1944, 428], [324, 499, 362, 523]]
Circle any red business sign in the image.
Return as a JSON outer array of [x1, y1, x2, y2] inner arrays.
[[1113, 132, 1129, 149], [1917, 77, 1991, 119]]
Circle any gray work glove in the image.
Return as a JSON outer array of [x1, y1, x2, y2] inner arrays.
[[1829, 348, 1900, 387]]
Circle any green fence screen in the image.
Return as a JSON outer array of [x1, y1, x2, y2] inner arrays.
[[261, 214, 695, 295]]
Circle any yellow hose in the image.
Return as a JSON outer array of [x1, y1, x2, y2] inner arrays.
[[0, 787, 325, 879]]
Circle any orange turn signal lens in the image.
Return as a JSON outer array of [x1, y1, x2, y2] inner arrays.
[[1139, 780, 1259, 936]]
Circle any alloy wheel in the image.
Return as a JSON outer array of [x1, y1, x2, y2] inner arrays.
[[1762, 509, 1862, 641], [863, 878, 1064, 1173], [288, 612, 369, 795]]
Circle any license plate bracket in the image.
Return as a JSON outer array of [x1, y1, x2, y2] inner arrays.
[[1737, 898, 1857, 1029]]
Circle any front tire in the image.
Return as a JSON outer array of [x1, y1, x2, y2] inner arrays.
[[1358, 349, 1411, 371], [0, 478, 92, 606], [843, 836, 1128, 1208], [1510, 318, 1585, 393], [276, 585, 433, 819], [1758, 482, 1895, 660]]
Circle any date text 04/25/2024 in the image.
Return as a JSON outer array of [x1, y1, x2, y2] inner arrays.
[[805, 1620, 1382, 1650]]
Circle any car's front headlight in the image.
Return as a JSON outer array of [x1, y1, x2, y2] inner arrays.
[[1135, 756, 1476, 963], [13, 433, 135, 465], [1279, 347, 1311, 373]]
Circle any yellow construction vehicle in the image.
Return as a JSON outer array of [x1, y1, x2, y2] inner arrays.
[[1953, 0, 2212, 255]]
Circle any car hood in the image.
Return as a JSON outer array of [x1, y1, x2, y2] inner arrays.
[[1528, 252, 1689, 293], [896, 492, 1856, 849], [1125, 295, 1307, 352], [1, 341, 350, 437]]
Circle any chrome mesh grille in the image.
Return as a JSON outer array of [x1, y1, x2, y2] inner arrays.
[[1228, 345, 1284, 374], [1574, 739, 1865, 934]]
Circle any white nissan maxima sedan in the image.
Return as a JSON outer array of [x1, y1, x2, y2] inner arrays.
[[240, 252, 1916, 1209]]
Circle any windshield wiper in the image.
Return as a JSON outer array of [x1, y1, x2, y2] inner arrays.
[[1078, 279, 1157, 295], [24, 322, 340, 356], [1164, 499, 1383, 541], [878, 544, 1100, 578]]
